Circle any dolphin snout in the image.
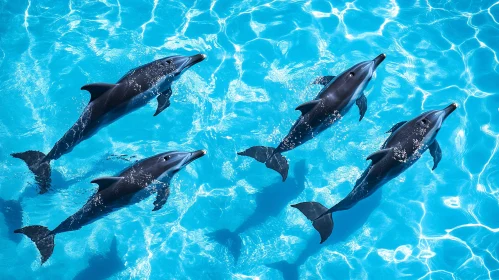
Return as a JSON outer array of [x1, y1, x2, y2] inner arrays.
[[373, 53, 386, 69], [177, 54, 206, 72], [185, 150, 206, 165], [442, 103, 458, 119], [189, 53, 206, 65]]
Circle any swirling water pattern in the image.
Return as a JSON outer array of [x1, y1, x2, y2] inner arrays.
[[0, 0, 498, 279]]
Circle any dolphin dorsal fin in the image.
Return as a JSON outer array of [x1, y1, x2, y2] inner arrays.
[[366, 148, 392, 163], [81, 83, 116, 102], [91, 176, 123, 192], [296, 100, 320, 115]]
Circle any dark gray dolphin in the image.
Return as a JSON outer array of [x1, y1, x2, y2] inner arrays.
[[292, 103, 458, 243], [12, 54, 206, 193], [14, 150, 206, 264], [238, 54, 386, 181]]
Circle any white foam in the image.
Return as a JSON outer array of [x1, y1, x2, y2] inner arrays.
[[418, 249, 436, 259], [443, 196, 461, 208], [227, 80, 269, 103], [394, 245, 413, 263], [249, 20, 266, 35], [377, 248, 394, 262], [222, 161, 236, 180]]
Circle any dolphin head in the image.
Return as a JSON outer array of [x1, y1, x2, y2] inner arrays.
[[157, 150, 206, 176], [415, 103, 458, 142], [158, 54, 206, 81], [337, 53, 386, 96]]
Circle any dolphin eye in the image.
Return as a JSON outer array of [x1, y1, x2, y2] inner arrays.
[[349, 72, 355, 77], [421, 119, 429, 125], [164, 155, 172, 161]]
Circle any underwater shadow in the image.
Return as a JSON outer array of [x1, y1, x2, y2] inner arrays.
[[73, 237, 125, 280], [0, 198, 23, 243], [207, 160, 308, 263], [266, 188, 383, 280]]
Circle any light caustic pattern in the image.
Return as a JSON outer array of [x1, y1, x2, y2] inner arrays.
[[0, 0, 498, 279]]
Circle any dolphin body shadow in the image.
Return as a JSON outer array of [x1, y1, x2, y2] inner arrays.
[[267, 189, 383, 280], [208, 160, 308, 263], [0, 198, 23, 243], [73, 237, 125, 280]]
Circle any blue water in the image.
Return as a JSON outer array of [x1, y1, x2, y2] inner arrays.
[[1, 0, 498, 279]]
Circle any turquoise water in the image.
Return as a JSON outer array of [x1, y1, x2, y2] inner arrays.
[[1, 0, 498, 279]]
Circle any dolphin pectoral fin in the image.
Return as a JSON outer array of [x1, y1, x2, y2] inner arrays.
[[154, 88, 172, 116], [81, 83, 116, 102], [366, 148, 392, 163], [91, 176, 123, 192], [356, 94, 367, 121], [152, 187, 170, 211], [296, 100, 320, 115], [429, 140, 442, 170], [386, 121, 407, 134], [311, 76, 335, 86]]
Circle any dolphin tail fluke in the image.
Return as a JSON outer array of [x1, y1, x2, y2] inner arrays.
[[266, 261, 299, 280], [14, 225, 55, 264], [11, 151, 51, 194], [237, 146, 289, 181], [291, 202, 333, 244], [207, 229, 242, 263]]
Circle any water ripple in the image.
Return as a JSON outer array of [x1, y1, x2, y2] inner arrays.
[[0, 0, 498, 279]]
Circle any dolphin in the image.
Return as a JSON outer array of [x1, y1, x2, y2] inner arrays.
[[292, 103, 458, 243], [14, 150, 206, 264], [238, 54, 386, 181], [12, 54, 206, 193]]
